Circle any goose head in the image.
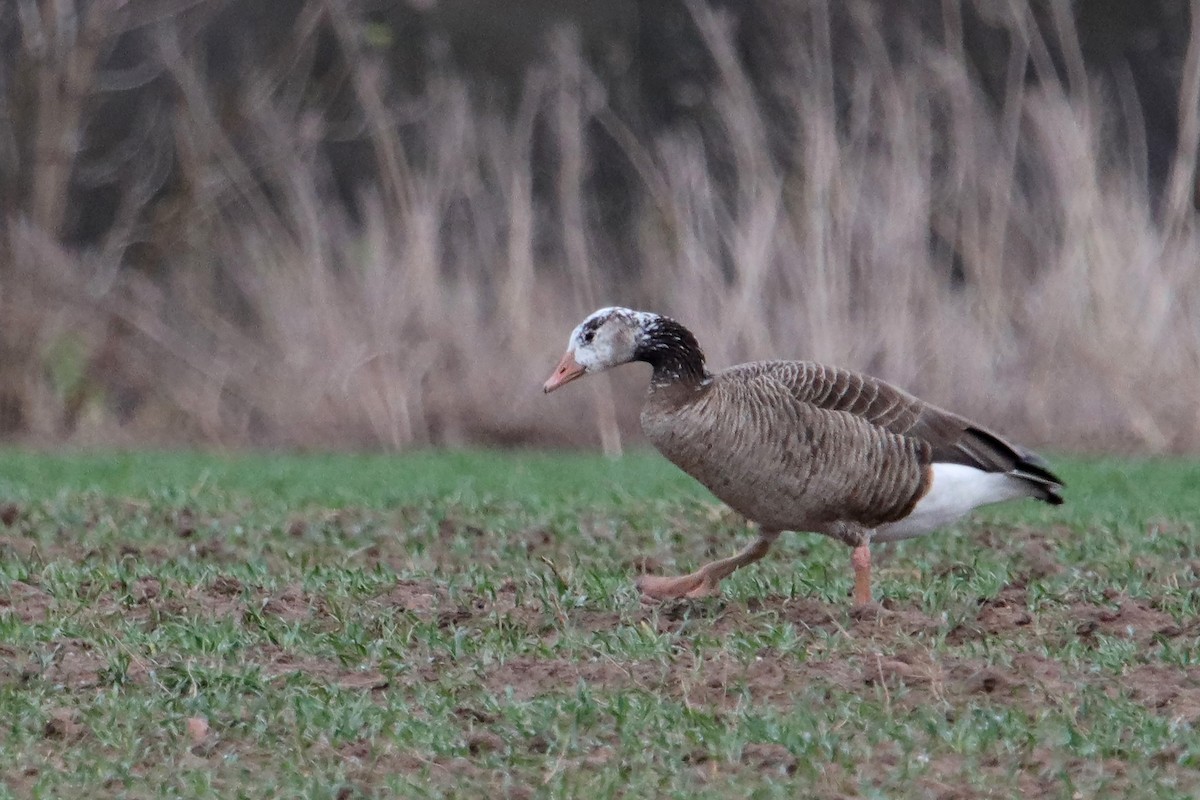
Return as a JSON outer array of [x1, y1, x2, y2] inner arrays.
[[543, 307, 659, 393]]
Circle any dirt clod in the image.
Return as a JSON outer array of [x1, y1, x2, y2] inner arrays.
[[337, 671, 389, 691], [173, 508, 197, 538], [849, 602, 888, 622], [583, 746, 615, 767], [741, 743, 796, 774], [0, 503, 21, 526], [454, 706, 497, 724], [466, 730, 505, 755], [963, 667, 1010, 695], [209, 576, 243, 596], [976, 587, 1035, 633], [186, 716, 210, 745], [437, 609, 473, 628], [865, 656, 932, 688], [43, 710, 85, 741], [131, 577, 161, 603]]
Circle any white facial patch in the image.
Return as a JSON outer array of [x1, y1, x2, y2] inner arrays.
[[567, 306, 659, 373]]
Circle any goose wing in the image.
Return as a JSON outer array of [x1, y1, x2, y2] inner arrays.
[[732, 361, 1064, 501]]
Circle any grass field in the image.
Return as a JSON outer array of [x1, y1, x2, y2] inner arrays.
[[1, 449, 1199, 798]]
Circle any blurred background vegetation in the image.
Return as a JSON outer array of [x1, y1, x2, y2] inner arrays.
[[2, 0, 1198, 452]]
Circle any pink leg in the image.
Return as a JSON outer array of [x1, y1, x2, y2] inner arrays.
[[851, 543, 872, 605], [636, 530, 780, 600]]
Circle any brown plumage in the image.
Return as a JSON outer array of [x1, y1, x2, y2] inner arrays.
[[544, 307, 1063, 605]]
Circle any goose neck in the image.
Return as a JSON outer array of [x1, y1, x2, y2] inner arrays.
[[635, 318, 709, 388]]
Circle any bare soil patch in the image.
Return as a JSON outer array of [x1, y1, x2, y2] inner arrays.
[[17, 639, 110, 690], [0, 579, 54, 624], [1125, 664, 1200, 724], [1072, 595, 1186, 643]]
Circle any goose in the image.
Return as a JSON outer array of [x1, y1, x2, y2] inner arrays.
[[542, 307, 1063, 606]]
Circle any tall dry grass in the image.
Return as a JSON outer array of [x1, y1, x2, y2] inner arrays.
[[4, 1, 1200, 452]]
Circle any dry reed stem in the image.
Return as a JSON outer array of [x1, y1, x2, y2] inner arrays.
[[1165, 0, 1200, 239]]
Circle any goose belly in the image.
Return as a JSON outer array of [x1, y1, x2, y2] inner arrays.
[[655, 441, 811, 530]]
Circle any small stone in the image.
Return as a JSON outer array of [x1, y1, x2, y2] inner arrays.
[[186, 716, 209, 744]]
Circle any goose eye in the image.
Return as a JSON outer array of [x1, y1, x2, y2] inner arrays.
[[583, 330, 595, 344]]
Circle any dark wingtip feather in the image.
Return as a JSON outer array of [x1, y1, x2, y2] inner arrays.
[[964, 426, 1066, 487], [1012, 468, 1065, 506], [1039, 485, 1065, 505], [1014, 457, 1065, 489]]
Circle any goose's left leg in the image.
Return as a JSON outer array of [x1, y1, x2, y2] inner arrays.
[[851, 542, 873, 606], [636, 529, 781, 600], [828, 523, 877, 607]]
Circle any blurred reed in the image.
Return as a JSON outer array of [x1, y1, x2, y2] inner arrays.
[[3, 1, 1199, 452]]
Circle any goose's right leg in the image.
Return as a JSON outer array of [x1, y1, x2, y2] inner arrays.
[[635, 529, 780, 600]]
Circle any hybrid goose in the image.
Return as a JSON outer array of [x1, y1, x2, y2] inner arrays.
[[543, 307, 1063, 605]]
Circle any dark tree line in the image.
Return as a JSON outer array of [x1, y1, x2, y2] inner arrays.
[[1, 0, 1195, 263]]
